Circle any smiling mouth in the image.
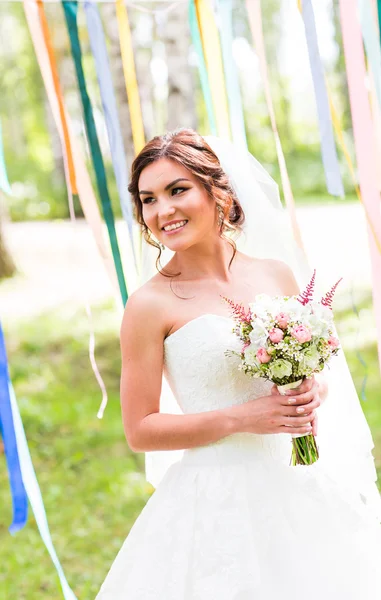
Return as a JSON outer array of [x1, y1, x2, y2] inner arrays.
[[162, 220, 188, 233]]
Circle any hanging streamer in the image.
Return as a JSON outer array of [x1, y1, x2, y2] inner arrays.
[[24, 0, 119, 295], [84, 0, 138, 272], [0, 324, 28, 534], [339, 0, 381, 373], [62, 0, 128, 306], [194, 0, 231, 139], [217, 0, 247, 149], [189, 0, 217, 135], [299, 0, 344, 197], [359, 0, 381, 108], [245, 0, 306, 255], [8, 380, 77, 599], [0, 119, 12, 195], [24, 1, 112, 419], [115, 0, 145, 155]]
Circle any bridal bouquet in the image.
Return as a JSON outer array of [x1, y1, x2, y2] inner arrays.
[[224, 270, 342, 466]]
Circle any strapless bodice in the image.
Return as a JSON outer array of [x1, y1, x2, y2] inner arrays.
[[163, 314, 272, 414], [163, 314, 292, 465]]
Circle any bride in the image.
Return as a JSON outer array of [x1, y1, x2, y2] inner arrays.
[[96, 129, 381, 599]]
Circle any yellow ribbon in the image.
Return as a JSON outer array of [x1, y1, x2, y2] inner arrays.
[[195, 0, 231, 139], [115, 0, 145, 154], [246, 0, 306, 255]]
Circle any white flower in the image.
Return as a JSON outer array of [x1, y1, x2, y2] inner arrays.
[[244, 346, 259, 367], [249, 321, 269, 350], [283, 297, 312, 320], [250, 294, 286, 320]]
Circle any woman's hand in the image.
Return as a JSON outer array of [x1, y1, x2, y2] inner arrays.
[[227, 376, 321, 436], [270, 376, 320, 436]]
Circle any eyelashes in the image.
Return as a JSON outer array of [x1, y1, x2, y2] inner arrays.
[[142, 187, 188, 205]]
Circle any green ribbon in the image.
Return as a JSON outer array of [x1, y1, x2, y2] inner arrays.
[[378, 0, 381, 38], [62, 1, 128, 305], [188, 0, 217, 135]]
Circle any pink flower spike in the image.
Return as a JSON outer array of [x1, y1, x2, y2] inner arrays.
[[321, 277, 343, 310], [221, 296, 252, 323], [297, 269, 316, 306]]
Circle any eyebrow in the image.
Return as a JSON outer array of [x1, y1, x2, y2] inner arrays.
[[138, 178, 191, 196]]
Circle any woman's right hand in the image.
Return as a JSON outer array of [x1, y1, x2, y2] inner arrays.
[[227, 382, 321, 436]]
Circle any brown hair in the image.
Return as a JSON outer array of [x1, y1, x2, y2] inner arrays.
[[128, 128, 245, 275]]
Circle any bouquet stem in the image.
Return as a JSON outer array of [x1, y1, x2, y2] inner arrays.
[[277, 379, 320, 467]]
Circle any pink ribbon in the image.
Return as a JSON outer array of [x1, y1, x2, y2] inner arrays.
[[340, 0, 381, 373]]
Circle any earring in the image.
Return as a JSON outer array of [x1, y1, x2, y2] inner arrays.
[[217, 205, 224, 227]]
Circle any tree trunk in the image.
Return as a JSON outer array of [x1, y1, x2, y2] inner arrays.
[[0, 213, 16, 279], [161, 3, 197, 131]]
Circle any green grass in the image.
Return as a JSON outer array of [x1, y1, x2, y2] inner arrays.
[[1, 295, 380, 599]]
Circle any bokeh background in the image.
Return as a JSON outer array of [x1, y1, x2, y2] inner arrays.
[[1, 0, 381, 598]]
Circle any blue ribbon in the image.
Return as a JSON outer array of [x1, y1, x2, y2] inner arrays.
[[301, 0, 344, 197], [189, 0, 217, 135], [0, 323, 28, 534], [84, 0, 137, 271], [217, 0, 247, 149], [0, 119, 12, 196], [8, 381, 77, 599]]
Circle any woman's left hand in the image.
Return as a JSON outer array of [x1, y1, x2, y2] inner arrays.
[[270, 376, 320, 436]]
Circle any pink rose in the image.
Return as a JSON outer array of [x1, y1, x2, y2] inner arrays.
[[256, 348, 271, 364], [268, 327, 284, 344], [291, 324, 312, 343], [275, 312, 290, 330], [328, 336, 339, 349]]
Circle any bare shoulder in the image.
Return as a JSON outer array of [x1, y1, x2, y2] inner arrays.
[[120, 279, 168, 347], [262, 258, 300, 295], [238, 253, 300, 296]]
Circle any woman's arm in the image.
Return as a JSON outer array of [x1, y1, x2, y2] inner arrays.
[[119, 289, 236, 453]]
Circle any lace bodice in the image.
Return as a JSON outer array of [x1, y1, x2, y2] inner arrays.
[[163, 313, 272, 414]]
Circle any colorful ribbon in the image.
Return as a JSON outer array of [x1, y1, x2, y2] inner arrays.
[[194, 0, 231, 139], [24, 0, 120, 296], [0, 324, 28, 534], [0, 119, 12, 196], [115, 0, 145, 155], [339, 0, 381, 373], [189, 0, 217, 134], [8, 380, 77, 599], [299, 0, 344, 197], [84, 0, 137, 272], [359, 0, 381, 108], [217, 0, 247, 149], [245, 0, 306, 255], [62, 1, 128, 306]]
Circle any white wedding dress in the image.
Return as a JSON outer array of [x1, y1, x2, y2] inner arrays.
[[96, 314, 381, 599]]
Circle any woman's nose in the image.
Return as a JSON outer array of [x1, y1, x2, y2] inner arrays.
[[158, 202, 176, 219]]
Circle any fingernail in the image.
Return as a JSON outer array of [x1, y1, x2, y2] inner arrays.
[[296, 407, 305, 413], [288, 398, 296, 404]]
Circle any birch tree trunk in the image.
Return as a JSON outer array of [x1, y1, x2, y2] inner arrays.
[[161, 3, 197, 131]]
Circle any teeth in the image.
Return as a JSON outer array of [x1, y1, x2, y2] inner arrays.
[[163, 220, 187, 231]]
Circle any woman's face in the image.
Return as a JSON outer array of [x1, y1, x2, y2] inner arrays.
[[139, 158, 218, 251]]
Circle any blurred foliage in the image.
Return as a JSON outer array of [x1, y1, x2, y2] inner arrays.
[[0, 295, 380, 599], [0, 1, 359, 224]]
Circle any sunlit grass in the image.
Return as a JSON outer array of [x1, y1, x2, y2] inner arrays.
[[1, 294, 380, 599]]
